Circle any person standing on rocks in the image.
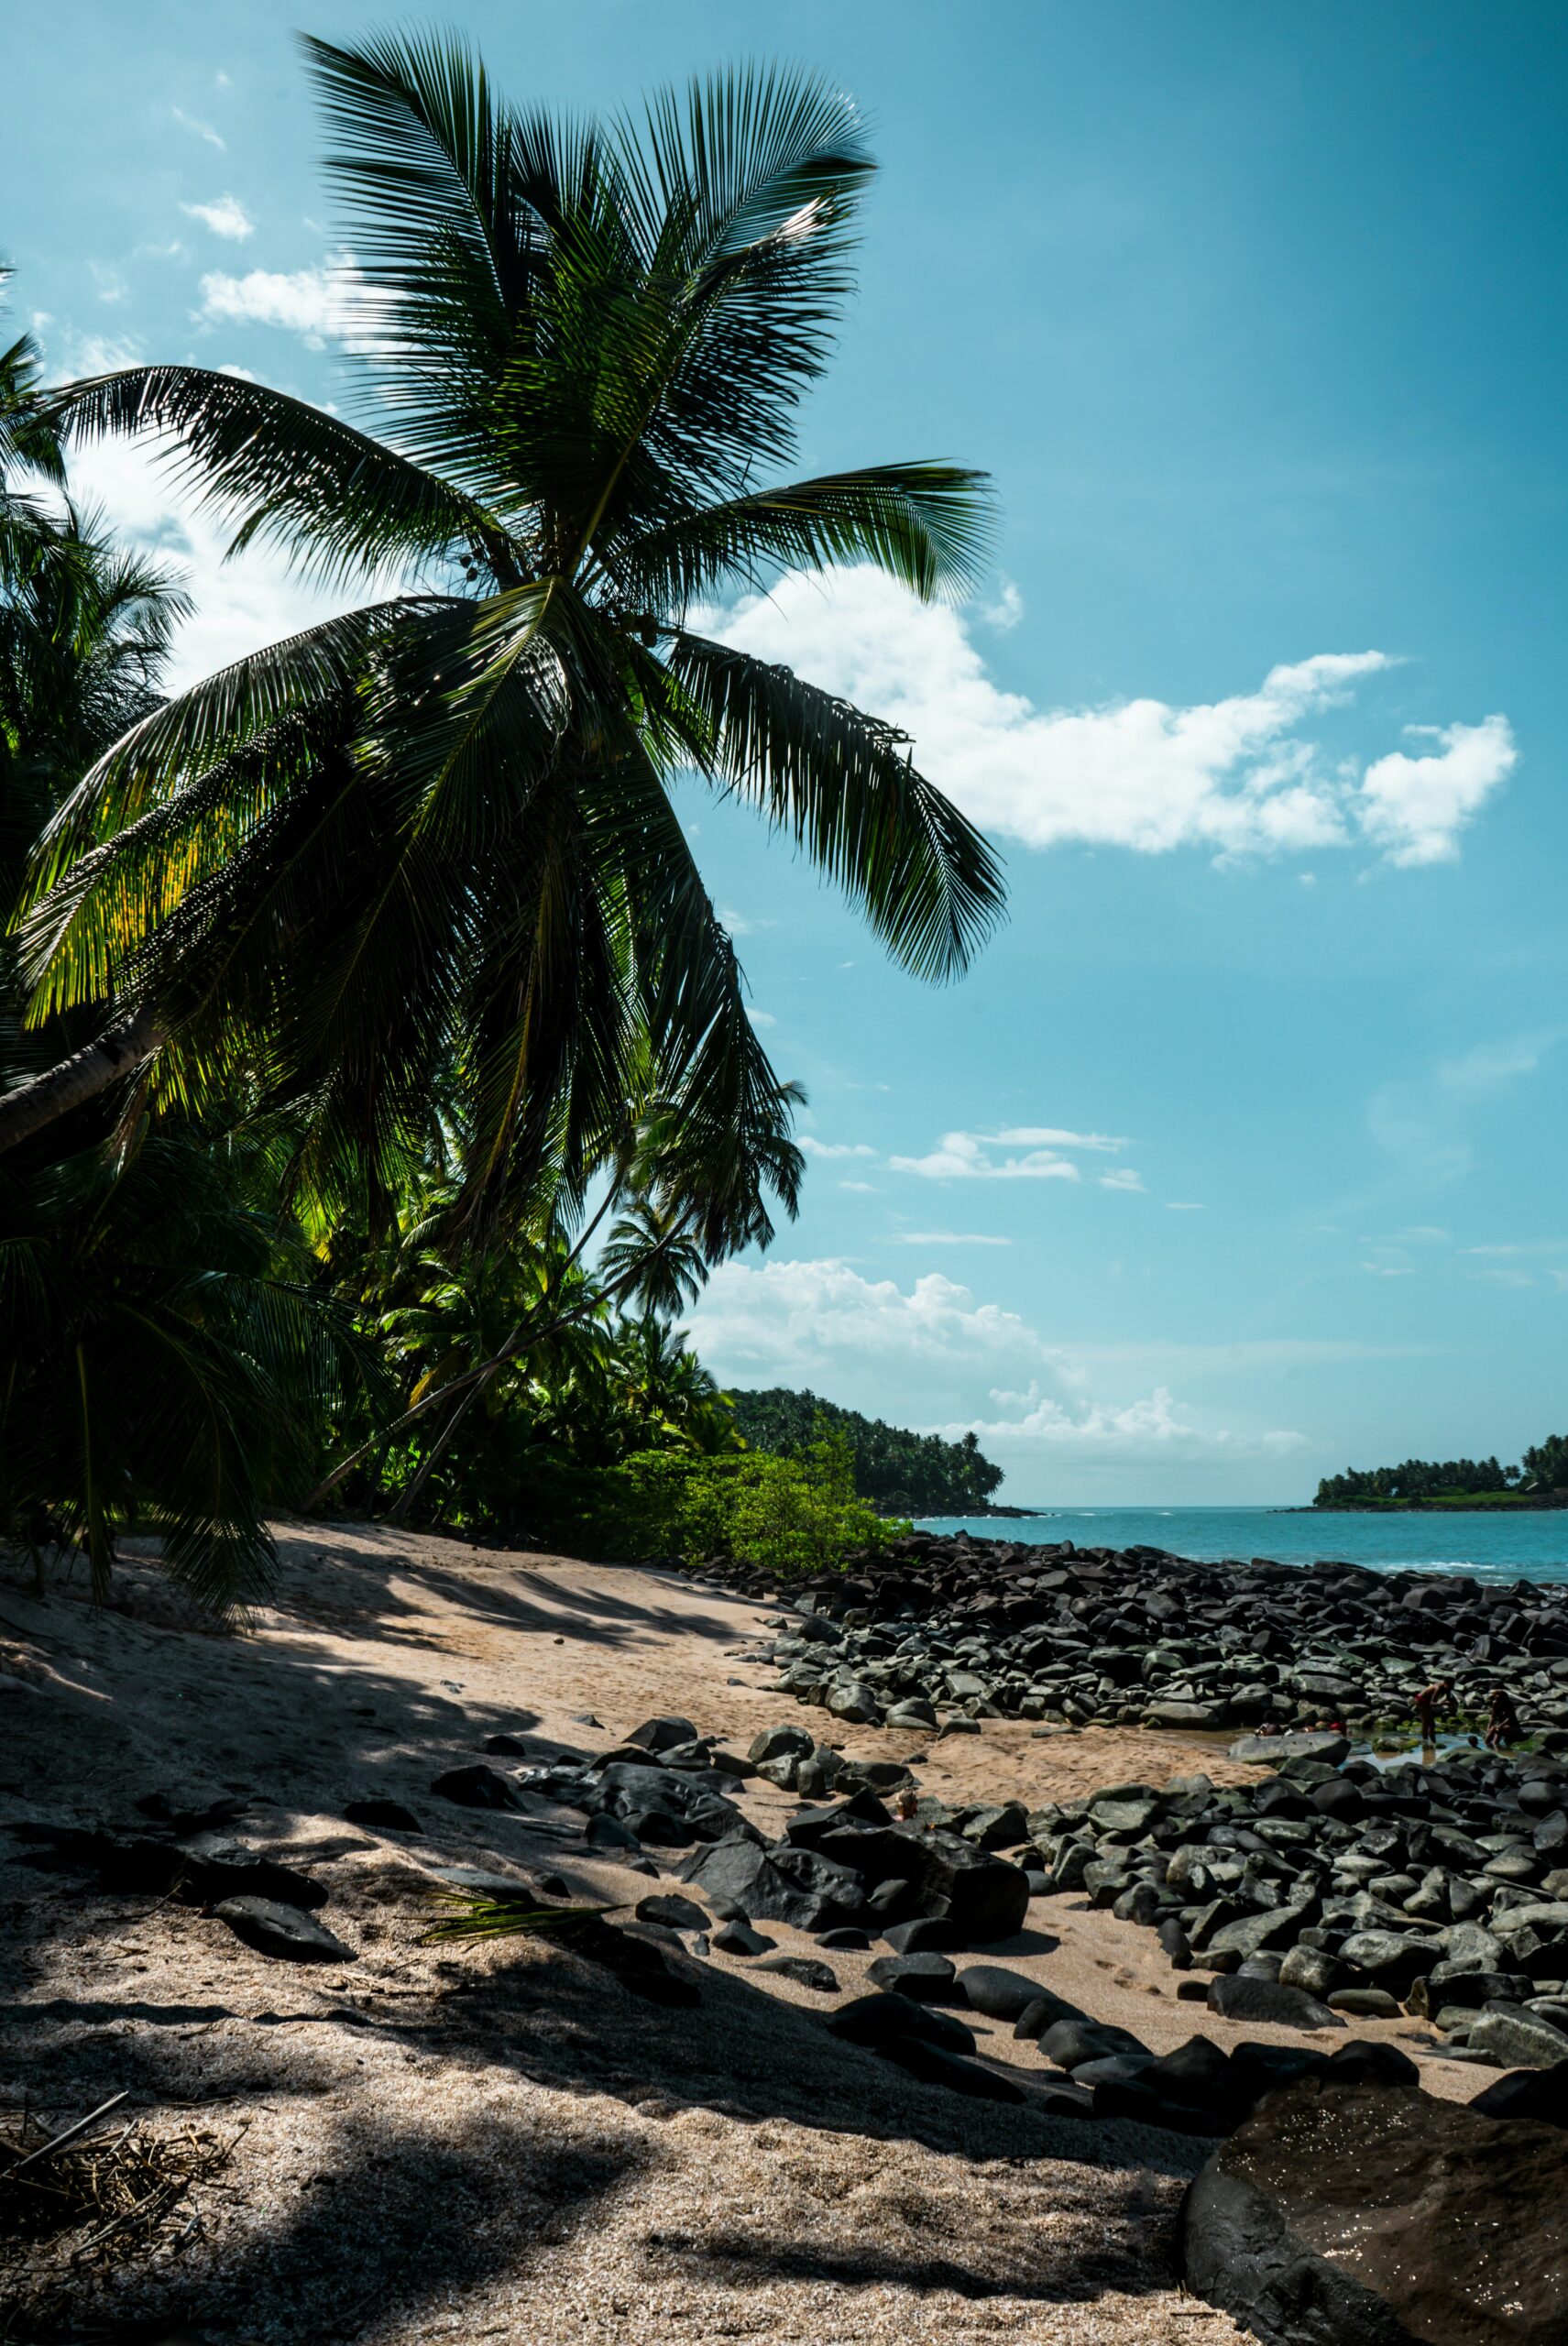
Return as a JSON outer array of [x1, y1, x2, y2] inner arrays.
[[1486, 1686, 1522, 1749], [1413, 1677, 1453, 1750]]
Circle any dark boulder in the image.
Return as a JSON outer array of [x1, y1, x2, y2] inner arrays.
[[675, 1833, 863, 1932], [865, 1951, 957, 1998], [756, 1954, 838, 1994], [589, 1762, 753, 1848], [1470, 2060, 1568, 2128], [213, 1897, 353, 1963], [1181, 2077, 1568, 2345], [959, 1964, 1048, 2022], [430, 1765, 521, 1811], [344, 1799, 422, 1833], [181, 1835, 327, 1912], [828, 1991, 977, 2055], [711, 1918, 773, 1956], [625, 1716, 701, 1754], [1207, 1975, 1342, 2031], [877, 2036, 1025, 2104], [634, 1893, 708, 1932]]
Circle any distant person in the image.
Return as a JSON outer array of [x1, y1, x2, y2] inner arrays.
[[1414, 1678, 1454, 1746], [1486, 1688, 1522, 1750]]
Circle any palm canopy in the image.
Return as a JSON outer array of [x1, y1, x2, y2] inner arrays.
[[13, 37, 1005, 1239]]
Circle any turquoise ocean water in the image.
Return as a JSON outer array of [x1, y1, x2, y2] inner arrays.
[[916, 1507, 1568, 1586]]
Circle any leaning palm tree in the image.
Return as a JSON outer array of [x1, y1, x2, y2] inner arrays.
[[5, 36, 1004, 1243]]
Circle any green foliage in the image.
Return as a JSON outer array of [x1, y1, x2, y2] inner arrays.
[[729, 1385, 1003, 1513], [0, 1131, 363, 1609]]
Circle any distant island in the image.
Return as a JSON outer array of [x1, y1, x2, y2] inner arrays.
[[728, 1387, 1003, 1517], [1314, 1433, 1568, 1509]]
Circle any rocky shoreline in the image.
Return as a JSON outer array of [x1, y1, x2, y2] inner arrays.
[[664, 1530, 1568, 2070]]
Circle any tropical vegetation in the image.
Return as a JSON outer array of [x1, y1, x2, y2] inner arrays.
[[0, 36, 1004, 1608], [1315, 1437, 1568, 1508], [729, 1385, 1003, 1513]]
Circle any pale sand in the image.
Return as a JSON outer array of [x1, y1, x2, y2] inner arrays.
[[1, 1522, 1474, 2342]]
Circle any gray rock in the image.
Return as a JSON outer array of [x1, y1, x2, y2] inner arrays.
[[214, 1897, 353, 1962], [1468, 2007, 1568, 2069], [711, 1919, 773, 1956], [959, 1965, 1047, 2021], [1228, 1731, 1351, 1766], [675, 1834, 862, 1933], [430, 1765, 521, 1811], [878, 2036, 1025, 2103], [828, 1991, 976, 2055], [755, 1954, 838, 1994], [1206, 1975, 1342, 2030], [635, 1893, 708, 1932], [866, 1952, 957, 1997], [343, 1799, 422, 1834], [747, 1723, 815, 1766], [625, 1716, 701, 1754]]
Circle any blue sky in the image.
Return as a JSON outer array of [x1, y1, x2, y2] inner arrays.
[[6, 2, 1566, 1500]]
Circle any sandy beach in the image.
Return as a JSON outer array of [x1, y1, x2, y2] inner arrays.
[[1, 1523, 1482, 2343]]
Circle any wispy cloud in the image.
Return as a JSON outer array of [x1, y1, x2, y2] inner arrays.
[[181, 194, 255, 242], [1369, 1032, 1559, 1185], [888, 1231, 1013, 1246], [1362, 1261, 1417, 1277], [1167, 1200, 1204, 1211], [1100, 1168, 1145, 1192], [798, 1137, 875, 1160], [173, 106, 225, 150], [707, 567, 1515, 867]]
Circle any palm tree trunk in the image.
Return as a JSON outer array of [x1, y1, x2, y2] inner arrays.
[[0, 1006, 165, 1157]]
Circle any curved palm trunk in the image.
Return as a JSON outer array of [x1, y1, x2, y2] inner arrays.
[[0, 1005, 164, 1157]]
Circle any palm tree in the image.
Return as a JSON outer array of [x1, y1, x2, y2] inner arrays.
[[5, 35, 1004, 1244]]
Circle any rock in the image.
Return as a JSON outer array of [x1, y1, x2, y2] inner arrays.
[[880, 1915, 959, 1954], [1209, 1905, 1312, 1962], [1468, 2008, 1568, 2069], [585, 1812, 643, 1852], [1040, 2017, 1150, 2073], [1228, 1731, 1351, 1767], [1470, 2061, 1568, 2127], [589, 1762, 752, 1848], [430, 1765, 521, 1811], [828, 1991, 977, 2055], [1325, 2040, 1420, 2090], [483, 1733, 530, 1755], [1141, 2034, 1234, 2120], [959, 1965, 1049, 2022], [866, 1952, 957, 1998], [1207, 1975, 1342, 2030], [756, 1955, 838, 1993], [1181, 2077, 1568, 2346], [343, 1799, 422, 1833], [625, 1716, 701, 1755], [878, 2036, 1025, 2103], [747, 1723, 814, 1766], [1014, 1988, 1094, 2039], [884, 1698, 938, 1729], [1277, 1946, 1343, 2000], [1326, 1987, 1402, 2018], [1145, 1700, 1228, 1729], [675, 1834, 862, 1932], [826, 1682, 882, 1725], [181, 1836, 327, 1912], [1338, 1929, 1438, 1990], [711, 1920, 773, 1956], [213, 1897, 353, 1963], [635, 1893, 708, 1932]]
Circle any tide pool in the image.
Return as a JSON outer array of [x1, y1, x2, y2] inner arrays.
[[916, 1505, 1568, 1585]]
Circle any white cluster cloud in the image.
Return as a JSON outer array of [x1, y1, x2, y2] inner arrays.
[[691, 1257, 1048, 1378], [947, 1383, 1307, 1458], [887, 1125, 1133, 1183], [708, 568, 1516, 867], [181, 195, 255, 243], [198, 255, 356, 340], [689, 1256, 1305, 1464]]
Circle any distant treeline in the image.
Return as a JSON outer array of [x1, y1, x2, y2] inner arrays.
[[1316, 1433, 1568, 1506], [729, 1387, 1004, 1515]]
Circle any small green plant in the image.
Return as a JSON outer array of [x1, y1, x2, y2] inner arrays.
[[422, 1889, 613, 1945]]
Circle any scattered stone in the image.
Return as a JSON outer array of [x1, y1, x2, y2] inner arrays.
[[756, 1955, 838, 1994], [1468, 2007, 1568, 2069], [344, 1799, 422, 1833], [483, 1734, 530, 1755], [634, 1893, 708, 1932], [430, 1765, 521, 1811], [624, 1716, 701, 1755], [877, 2036, 1025, 2103], [1207, 1975, 1343, 2031], [866, 1952, 957, 1999], [213, 1897, 353, 1963], [828, 1991, 976, 2055], [959, 1965, 1050, 2022], [711, 1918, 773, 1956]]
